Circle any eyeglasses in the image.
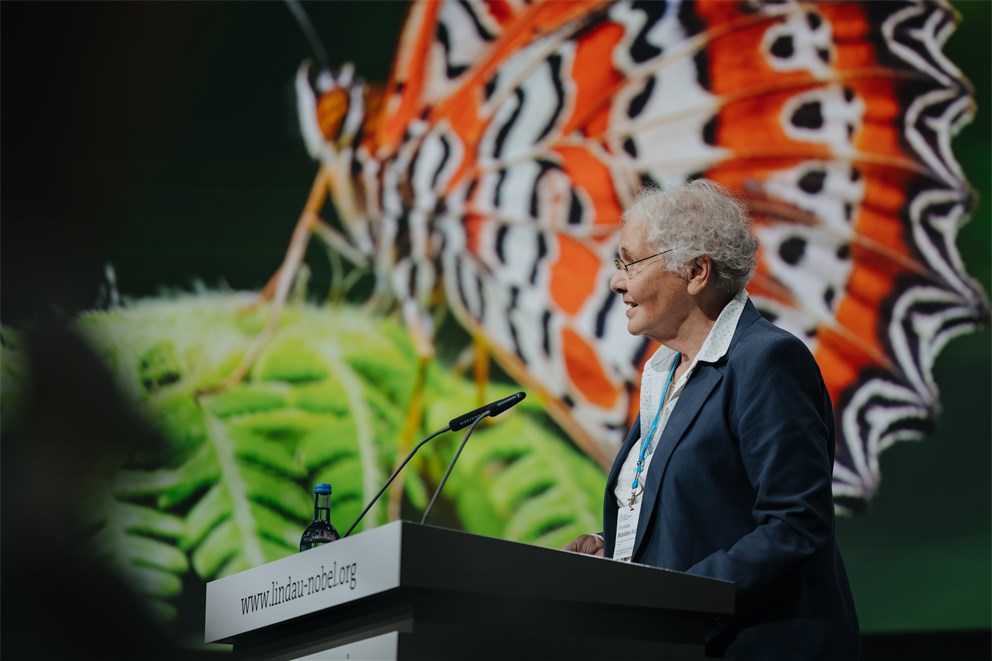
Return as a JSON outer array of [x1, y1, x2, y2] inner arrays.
[[613, 248, 674, 275]]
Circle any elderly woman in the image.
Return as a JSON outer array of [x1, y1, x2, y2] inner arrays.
[[566, 180, 862, 660]]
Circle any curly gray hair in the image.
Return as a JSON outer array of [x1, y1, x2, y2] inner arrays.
[[621, 179, 759, 295]]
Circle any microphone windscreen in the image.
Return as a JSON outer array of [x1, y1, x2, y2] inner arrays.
[[490, 392, 525, 417]]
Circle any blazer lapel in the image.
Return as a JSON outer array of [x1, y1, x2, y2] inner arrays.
[[632, 364, 724, 559]]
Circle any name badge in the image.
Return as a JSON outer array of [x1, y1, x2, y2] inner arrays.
[[613, 503, 639, 562]]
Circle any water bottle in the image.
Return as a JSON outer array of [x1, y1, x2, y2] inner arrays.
[[299, 483, 340, 551]]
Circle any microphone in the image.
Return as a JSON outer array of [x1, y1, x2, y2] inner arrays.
[[421, 392, 526, 525], [448, 391, 526, 431], [343, 392, 526, 536]]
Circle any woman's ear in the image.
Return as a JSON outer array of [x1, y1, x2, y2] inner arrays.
[[686, 254, 712, 295]]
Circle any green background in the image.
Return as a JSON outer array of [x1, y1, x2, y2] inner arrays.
[[2, 0, 989, 638]]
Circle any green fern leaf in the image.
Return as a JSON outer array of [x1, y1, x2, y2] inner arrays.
[[4, 291, 608, 645], [84, 485, 189, 622], [83, 296, 417, 582]]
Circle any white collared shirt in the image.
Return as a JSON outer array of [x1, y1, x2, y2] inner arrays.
[[613, 289, 750, 509]]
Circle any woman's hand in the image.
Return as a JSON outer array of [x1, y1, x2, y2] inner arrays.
[[564, 534, 605, 557]]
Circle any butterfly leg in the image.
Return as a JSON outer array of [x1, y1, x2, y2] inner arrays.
[[473, 334, 491, 406], [254, 207, 371, 307], [383, 298, 438, 520], [451, 336, 494, 406], [201, 169, 331, 393], [385, 354, 430, 521]]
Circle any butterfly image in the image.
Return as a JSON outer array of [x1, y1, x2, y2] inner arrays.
[[258, 0, 987, 512]]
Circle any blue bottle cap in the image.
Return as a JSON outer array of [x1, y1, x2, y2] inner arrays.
[[314, 483, 332, 494]]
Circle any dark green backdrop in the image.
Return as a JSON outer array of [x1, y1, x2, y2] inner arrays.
[[2, 0, 989, 637]]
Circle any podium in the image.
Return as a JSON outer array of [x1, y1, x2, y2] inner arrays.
[[205, 522, 733, 660]]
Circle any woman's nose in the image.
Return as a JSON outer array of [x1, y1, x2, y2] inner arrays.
[[609, 269, 626, 294]]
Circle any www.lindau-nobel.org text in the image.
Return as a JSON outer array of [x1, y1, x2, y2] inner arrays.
[[240, 561, 358, 615]]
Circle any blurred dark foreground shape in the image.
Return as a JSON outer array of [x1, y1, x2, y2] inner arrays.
[[0, 321, 203, 660]]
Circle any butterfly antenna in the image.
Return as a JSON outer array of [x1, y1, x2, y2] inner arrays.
[[284, 0, 330, 72]]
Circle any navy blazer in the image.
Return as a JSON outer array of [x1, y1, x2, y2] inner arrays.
[[603, 300, 862, 660]]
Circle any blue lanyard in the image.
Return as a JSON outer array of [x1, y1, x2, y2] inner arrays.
[[631, 353, 680, 491]]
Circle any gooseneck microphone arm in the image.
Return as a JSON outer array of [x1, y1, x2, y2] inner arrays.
[[343, 424, 450, 537], [420, 413, 487, 526]]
